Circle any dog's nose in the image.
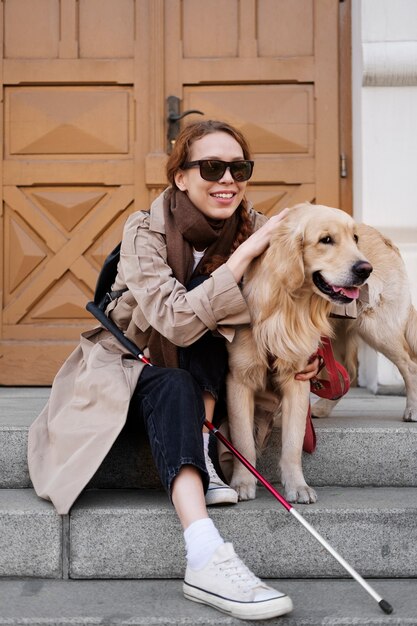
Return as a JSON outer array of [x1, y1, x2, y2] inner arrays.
[[352, 260, 373, 281]]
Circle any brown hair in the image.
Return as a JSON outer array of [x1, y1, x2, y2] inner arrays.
[[166, 120, 254, 271]]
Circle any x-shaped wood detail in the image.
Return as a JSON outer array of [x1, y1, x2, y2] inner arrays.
[[3, 185, 133, 324]]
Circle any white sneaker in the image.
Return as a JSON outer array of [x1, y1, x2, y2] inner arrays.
[[204, 447, 238, 505], [183, 543, 293, 620]]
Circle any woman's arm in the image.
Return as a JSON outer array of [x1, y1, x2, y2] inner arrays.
[[120, 212, 250, 346]]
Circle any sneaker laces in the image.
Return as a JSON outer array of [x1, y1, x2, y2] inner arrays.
[[204, 448, 225, 485], [216, 553, 262, 591]]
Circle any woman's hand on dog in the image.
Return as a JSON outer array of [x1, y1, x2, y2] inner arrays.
[[226, 208, 290, 282], [294, 356, 321, 381]]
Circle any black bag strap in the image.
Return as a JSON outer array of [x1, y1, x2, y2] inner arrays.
[[86, 239, 151, 362], [93, 242, 127, 311]]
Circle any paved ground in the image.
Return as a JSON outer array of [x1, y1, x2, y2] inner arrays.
[[0, 578, 416, 625]]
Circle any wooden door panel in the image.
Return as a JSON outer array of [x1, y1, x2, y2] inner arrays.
[[183, 86, 313, 155], [257, 0, 314, 57], [1, 183, 133, 384], [4, 0, 60, 59], [3, 185, 133, 329], [78, 0, 134, 58], [181, 0, 239, 58], [6, 87, 132, 158]]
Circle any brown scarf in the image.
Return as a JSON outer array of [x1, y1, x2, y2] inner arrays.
[[148, 189, 240, 367]]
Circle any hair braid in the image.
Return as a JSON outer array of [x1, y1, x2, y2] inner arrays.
[[200, 202, 254, 275], [230, 202, 254, 254]]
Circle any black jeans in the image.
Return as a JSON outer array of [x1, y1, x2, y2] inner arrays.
[[129, 275, 228, 498], [178, 276, 228, 402], [129, 365, 209, 497]]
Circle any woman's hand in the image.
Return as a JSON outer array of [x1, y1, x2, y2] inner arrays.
[[226, 209, 290, 282], [295, 356, 321, 381], [239, 209, 290, 259]]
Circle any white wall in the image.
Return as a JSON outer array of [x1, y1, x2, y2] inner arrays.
[[352, 0, 417, 392]]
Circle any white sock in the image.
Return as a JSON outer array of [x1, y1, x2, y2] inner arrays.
[[184, 518, 224, 570]]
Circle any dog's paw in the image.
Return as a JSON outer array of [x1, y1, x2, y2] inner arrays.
[[230, 477, 257, 501], [237, 484, 257, 501], [403, 407, 417, 422], [284, 484, 318, 504]]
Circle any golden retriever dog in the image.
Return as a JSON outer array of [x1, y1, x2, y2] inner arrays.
[[226, 203, 373, 504], [312, 224, 417, 423]]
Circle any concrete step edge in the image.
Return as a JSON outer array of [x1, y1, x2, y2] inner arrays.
[[0, 578, 414, 625]]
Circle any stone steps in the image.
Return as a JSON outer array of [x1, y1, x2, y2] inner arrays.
[[1, 387, 417, 624]]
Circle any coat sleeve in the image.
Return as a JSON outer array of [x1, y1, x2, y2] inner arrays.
[[120, 211, 252, 346]]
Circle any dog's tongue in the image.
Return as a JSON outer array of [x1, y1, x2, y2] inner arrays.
[[332, 285, 360, 299]]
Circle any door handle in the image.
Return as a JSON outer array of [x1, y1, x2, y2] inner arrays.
[[167, 95, 204, 153]]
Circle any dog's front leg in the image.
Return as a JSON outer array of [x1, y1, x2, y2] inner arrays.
[[279, 379, 317, 504], [227, 374, 257, 500]]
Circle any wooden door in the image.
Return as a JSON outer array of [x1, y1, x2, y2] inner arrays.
[[1, 0, 140, 384], [0, 0, 343, 385]]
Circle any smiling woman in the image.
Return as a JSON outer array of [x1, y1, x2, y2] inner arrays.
[[28, 120, 320, 621], [169, 122, 251, 221]]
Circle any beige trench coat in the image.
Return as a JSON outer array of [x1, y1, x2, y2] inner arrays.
[[28, 192, 266, 514]]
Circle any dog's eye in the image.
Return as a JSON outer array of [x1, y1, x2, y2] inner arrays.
[[353, 234, 359, 243], [319, 236, 333, 244]]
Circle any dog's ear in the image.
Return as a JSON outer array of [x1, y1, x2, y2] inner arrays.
[[264, 221, 305, 292]]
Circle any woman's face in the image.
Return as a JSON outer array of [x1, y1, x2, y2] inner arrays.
[[174, 131, 248, 220]]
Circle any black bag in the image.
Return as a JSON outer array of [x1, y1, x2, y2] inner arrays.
[[86, 242, 145, 359], [92, 242, 127, 312]]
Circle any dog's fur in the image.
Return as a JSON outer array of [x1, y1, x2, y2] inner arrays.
[[226, 203, 374, 504], [312, 223, 417, 423]]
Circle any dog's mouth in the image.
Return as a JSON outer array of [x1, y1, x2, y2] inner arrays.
[[312, 271, 361, 303]]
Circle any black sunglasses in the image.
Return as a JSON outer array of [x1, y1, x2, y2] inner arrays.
[[182, 159, 254, 182]]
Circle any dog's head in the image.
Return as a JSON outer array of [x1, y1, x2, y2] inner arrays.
[[264, 203, 373, 305]]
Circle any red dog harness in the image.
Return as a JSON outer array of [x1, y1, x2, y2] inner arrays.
[[303, 336, 351, 453]]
